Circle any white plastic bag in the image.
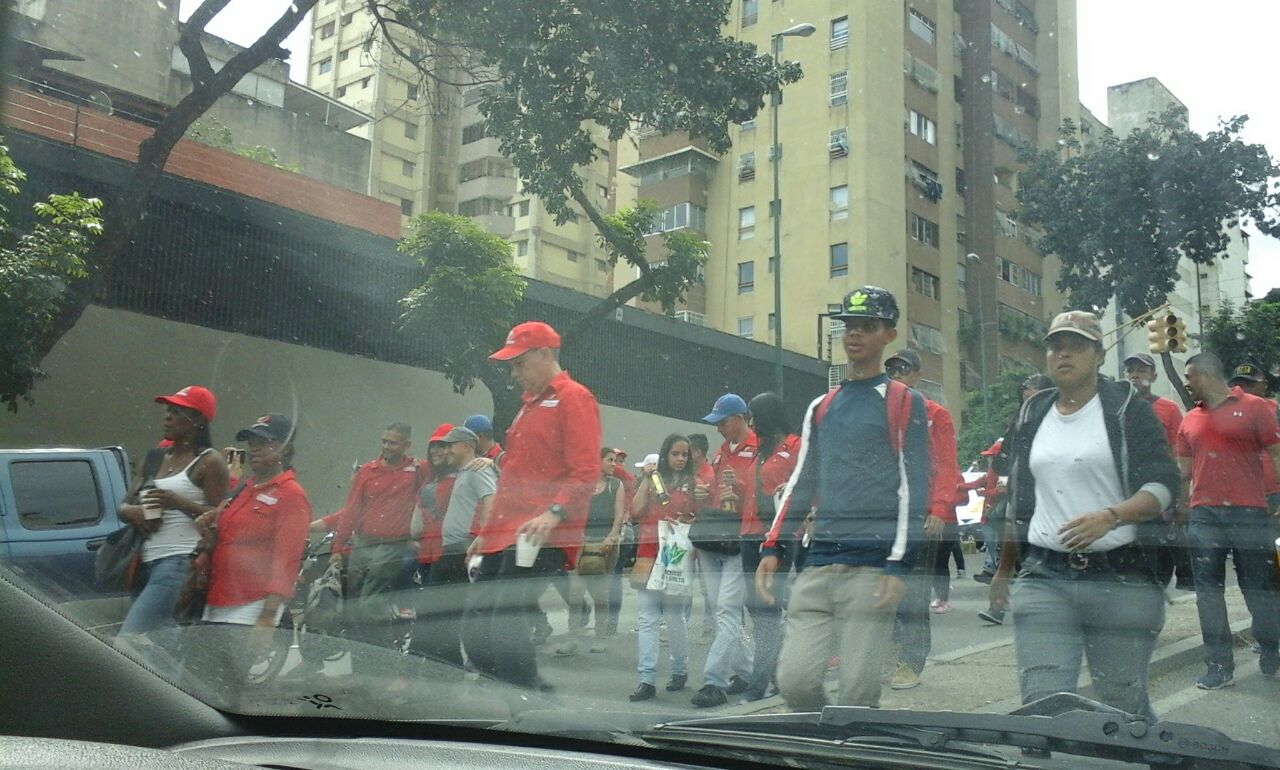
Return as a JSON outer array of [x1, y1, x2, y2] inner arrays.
[[647, 520, 694, 596]]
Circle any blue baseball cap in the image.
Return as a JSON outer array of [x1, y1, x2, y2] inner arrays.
[[463, 414, 493, 434], [703, 394, 748, 424]]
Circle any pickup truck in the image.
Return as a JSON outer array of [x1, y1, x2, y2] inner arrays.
[[0, 447, 131, 616]]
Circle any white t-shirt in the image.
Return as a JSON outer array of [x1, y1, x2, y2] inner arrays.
[[141, 449, 211, 563], [203, 599, 285, 626], [1027, 395, 1136, 553]]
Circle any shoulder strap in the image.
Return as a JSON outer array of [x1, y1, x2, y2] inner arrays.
[[885, 379, 913, 455], [139, 447, 167, 484], [813, 388, 840, 426]]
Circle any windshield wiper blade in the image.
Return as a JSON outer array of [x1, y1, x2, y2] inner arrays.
[[648, 694, 1280, 770]]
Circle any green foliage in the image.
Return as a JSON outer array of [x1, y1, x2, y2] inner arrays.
[[0, 142, 103, 412], [956, 367, 1036, 467], [596, 200, 708, 312], [398, 212, 527, 394], [186, 118, 301, 173], [1016, 107, 1280, 318], [1202, 297, 1280, 387]]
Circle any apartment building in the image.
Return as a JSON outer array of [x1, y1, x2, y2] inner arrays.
[[305, 0, 626, 298], [622, 0, 1081, 409]]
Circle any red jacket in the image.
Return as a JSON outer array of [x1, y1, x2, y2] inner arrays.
[[477, 371, 602, 568], [753, 434, 801, 533], [924, 399, 963, 523], [416, 470, 456, 564], [710, 430, 763, 536], [207, 470, 311, 607], [324, 456, 430, 552], [634, 474, 697, 560]]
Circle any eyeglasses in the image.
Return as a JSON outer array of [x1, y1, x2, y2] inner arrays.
[[886, 362, 914, 376]]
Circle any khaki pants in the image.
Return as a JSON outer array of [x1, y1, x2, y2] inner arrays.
[[776, 564, 897, 710]]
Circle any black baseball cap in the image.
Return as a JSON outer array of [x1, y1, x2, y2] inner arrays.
[[236, 413, 295, 442], [1123, 352, 1157, 369], [886, 349, 922, 372], [1229, 363, 1266, 383], [831, 286, 900, 325]]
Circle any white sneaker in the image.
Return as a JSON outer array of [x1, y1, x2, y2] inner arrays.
[[930, 600, 953, 614]]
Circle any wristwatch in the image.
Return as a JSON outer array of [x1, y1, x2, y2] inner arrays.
[[548, 503, 566, 521]]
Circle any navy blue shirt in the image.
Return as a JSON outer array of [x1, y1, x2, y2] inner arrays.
[[766, 375, 930, 576]]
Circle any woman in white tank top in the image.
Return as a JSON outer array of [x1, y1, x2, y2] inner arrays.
[[117, 386, 230, 641]]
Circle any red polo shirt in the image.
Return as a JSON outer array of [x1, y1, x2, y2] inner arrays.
[[1147, 395, 1183, 457], [635, 475, 696, 560], [477, 371, 602, 568], [711, 430, 763, 536], [327, 456, 430, 551], [754, 434, 801, 534], [207, 469, 311, 607], [925, 399, 963, 522], [1176, 390, 1280, 509], [483, 442, 504, 461]]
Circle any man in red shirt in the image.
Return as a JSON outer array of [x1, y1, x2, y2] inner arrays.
[[1228, 363, 1280, 511], [1123, 352, 1191, 590], [309, 422, 429, 672], [462, 321, 601, 690], [885, 349, 962, 690], [1177, 352, 1280, 688], [463, 415, 504, 462], [690, 393, 759, 707]]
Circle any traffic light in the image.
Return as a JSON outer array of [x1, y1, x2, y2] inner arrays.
[[1147, 313, 1188, 354]]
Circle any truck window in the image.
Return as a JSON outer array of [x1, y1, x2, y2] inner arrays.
[[10, 461, 103, 531]]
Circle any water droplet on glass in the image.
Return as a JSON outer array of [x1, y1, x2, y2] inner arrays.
[[1014, 106, 1025, 115], [1147, 152, 1160, 161], [1057, 138, 1067, 146], [1237, 332, 1247, 340], [157, 0, 167, 8], [133, 50, 142, 58], [111, 63, 119, 69], [246, 99, 255, 106], [980, 74, 991, 84], [667, 63, 679, 74]]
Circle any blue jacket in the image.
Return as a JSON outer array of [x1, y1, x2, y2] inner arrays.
[[763, 375, 930, 576]]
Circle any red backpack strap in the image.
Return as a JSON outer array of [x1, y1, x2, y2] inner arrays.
[[813, 388, 840, 427], [885, 378, 913, 455]]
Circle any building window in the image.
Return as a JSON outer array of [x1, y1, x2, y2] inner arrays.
[[737, 151, 756, 181], [997, 257, 1042, 296], [336, 85, 347, 97], [406, 83, 419, 101], [317, 57, 333, 75], [910, 321, 945, 354], [829, 127, 849, 158], [597, 184, 609, 199], [566, 250, 580, 262], [339, 48, 351, 61], [829, 71, 848, 106], [515, 240, 529, 257], [830, 243, 849, 277], [768, 312, 776, 333], [741, 118, 756, 132], [517, 200, 530, 217], [596, 258, 609, 271], [830, 17, 849, 49], [737, 261, 755, 293], [738, 206, 756, 240], [642, 202, 707, 235], [908, 8, 936, 46], [462, 123, 488, 144], [737, 317, 755, 338], [909, 212, 940, 247], [319, 21, 336, 39], [361, 76, 371, 89], [830, 185, 848, 221], [404, 120, 418, 139], [742, 0, 757, 27], [402, 159, 416, 177], [399, 198, 414, 216], [340, 11, 354, 26], [911, 266, 941, 299], [906, 108, 937, 145]]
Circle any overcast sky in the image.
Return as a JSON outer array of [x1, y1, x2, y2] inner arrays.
[[183, 1, 1280, 296]]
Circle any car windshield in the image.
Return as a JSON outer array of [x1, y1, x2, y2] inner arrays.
[[3, 0, 1280, 764]]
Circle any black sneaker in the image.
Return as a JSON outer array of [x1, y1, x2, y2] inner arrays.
[[973, 571, 994, 585], [629, 683, 656, 702], [691, 684, 727, 708], [1195, 667, 1234, 690], [1261, 648, 1280, 678], [665, 673, 688, 692], [978, 607, 1006, 625], [725, 675, 750, 695]]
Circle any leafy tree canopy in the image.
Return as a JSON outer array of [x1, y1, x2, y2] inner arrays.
[[0, 142, 103, 411], [956, 368, 1037, 468], [1016, 107, 1280, 319], [1201, 295, 1280, 391]]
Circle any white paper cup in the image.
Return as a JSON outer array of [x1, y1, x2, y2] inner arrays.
[[515, 532, 543, 568], [141, 492, 163, 520]]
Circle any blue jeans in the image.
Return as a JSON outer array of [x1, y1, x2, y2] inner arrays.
[[636, 588, 688, 685], [741, 537, 790, 698], [895, 535, 944, 674], [1187, 506, 1280, 671], [697, 547, 751, 690], [1011, 551, 1165, 720], [119, 555, 189, 636]]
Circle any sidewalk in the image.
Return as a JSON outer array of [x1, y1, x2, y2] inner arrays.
[[724, 590, 1251, 717]]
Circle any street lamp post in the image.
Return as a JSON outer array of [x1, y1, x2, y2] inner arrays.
[[966, 252, 991, 437], [770, 22, 815, 399]]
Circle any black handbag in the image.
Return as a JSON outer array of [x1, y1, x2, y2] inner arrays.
[[94, 447, 167, 589], [688, 507, 741, 555]]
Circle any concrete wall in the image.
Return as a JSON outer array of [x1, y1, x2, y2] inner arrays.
[[0, 307, 708, 515]]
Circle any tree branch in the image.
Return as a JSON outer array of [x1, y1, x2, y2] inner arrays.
[[363, 0, 498, 89], [177, 0, 233, 89]]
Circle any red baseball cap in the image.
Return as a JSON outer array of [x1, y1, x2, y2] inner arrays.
[[428, 423, 454, 444], [489, 321, 561, 361], [613, 448, 628, 459], [980, 438, 1003, 456], [155, 385, 216, 423]]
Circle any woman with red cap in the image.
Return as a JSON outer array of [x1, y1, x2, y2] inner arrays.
[[117, 386, 229, 643]]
